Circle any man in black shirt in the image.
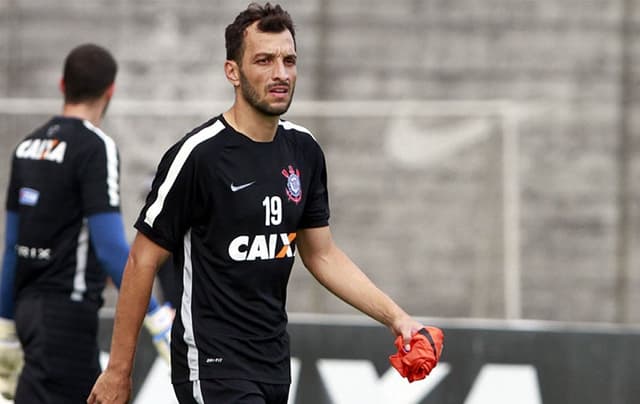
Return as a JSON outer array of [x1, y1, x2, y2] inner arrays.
[[0, 44, 172, 403], [89, 3, 433, 404]]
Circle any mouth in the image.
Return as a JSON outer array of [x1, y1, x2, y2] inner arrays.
[[268, 84, 290, 99]]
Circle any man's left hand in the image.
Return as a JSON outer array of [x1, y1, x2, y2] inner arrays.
[[0, 318, 23, 399]]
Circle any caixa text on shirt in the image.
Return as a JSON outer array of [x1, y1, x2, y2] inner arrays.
[[15, 138, 68, 163], [227, 232, 296, 261]]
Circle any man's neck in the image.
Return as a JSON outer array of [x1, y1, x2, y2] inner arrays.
[[61, 102, 104, 127], [223, 102, 280, 142]]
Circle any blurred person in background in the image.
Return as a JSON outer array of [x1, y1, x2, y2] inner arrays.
[[0, 43, 172, 404], [89, 3, 436, 404]]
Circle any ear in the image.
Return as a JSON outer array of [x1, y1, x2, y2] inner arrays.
[[105, 83, 115, 98], [59, 78, 65, 94], [224, 60, 240, 87]]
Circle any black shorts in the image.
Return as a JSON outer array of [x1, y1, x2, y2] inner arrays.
[[13, 294, 102, 404], [173, 379, 290, 404]]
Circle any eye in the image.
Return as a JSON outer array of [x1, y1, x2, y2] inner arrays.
[[284, 57, 297, 66]]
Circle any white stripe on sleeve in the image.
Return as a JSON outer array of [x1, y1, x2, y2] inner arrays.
[[83, 120, 120, 207], [145, 120, 224, 227]]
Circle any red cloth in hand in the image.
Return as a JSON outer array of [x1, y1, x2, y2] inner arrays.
[[389, 326, 444, 382]]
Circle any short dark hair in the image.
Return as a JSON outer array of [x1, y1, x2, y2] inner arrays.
[[63, 44, 117, 103], [225, 2, 296, 64]]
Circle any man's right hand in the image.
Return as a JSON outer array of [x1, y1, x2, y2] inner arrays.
[[0, 318, 23, 400], [87, 369, 132, 404]]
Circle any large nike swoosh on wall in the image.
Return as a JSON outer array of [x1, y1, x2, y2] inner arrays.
[[384, 117, 494, 168]]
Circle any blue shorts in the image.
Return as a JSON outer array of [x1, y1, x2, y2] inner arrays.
[[173, 378, 290, 404], [14, 294, 102, 404]]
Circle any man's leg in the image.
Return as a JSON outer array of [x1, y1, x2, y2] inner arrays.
[[13, 296, 48, 404], [14, 295, 101, 404]]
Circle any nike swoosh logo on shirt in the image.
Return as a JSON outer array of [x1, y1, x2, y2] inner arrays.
[[230, 181, 256, 192]]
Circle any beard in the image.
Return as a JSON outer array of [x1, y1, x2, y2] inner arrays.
[[239, 68, 294, 116]]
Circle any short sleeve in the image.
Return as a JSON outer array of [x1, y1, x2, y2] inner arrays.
[[134, 142, 198, 252], [5, 154, 20, 212], [78, 135, 121, 215], [299, 142, 330, 229]]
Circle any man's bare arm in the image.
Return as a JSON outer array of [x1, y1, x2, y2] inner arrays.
[[296, 226, 423, 348], [87, 232, 170, 404]]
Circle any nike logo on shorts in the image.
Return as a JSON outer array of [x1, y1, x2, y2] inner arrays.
[[230, 181, 255, 192]]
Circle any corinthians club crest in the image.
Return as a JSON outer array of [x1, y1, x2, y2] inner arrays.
[[282, 165, 302, 204]]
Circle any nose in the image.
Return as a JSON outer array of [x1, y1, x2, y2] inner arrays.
[[272, 59, 289, 81]]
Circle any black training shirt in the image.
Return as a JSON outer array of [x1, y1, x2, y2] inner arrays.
[[6, 116, 120, 302], [135, 115, 330, 384]]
